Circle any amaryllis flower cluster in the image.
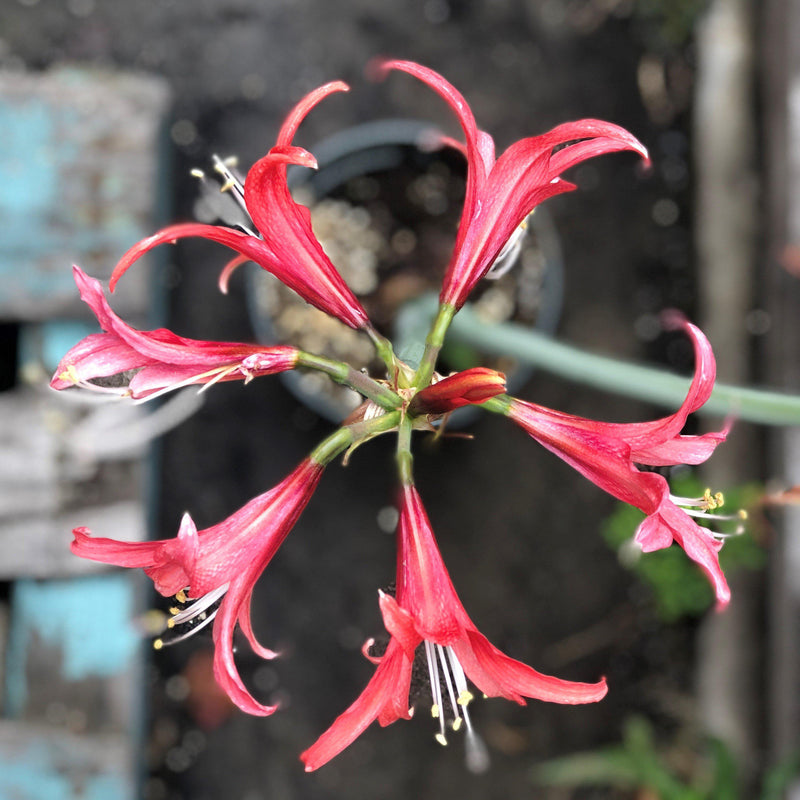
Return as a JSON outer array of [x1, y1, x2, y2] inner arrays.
[[51, 60, 730, 772]]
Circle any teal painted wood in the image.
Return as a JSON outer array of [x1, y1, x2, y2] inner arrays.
[[0, 67, 170, 321], [4, 574, 141, 719], [2, 575, 144, 798], [0, 723, 133, 800]]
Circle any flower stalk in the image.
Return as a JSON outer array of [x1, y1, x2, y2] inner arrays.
[[413, 302, 456, 389], [296, 351, 402, 410]]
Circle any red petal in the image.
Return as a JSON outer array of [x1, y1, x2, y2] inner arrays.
[[211, 584, 278, 716], [301, 639, 413, 772], [456, 629, 608, 705]]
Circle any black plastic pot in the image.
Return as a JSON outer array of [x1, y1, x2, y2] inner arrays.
[[247, 119, 564, 422]]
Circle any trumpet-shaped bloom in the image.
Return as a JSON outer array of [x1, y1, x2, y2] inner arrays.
[[301, 484, 607, 772], [72, 459, 323, 715], [50, 267, 298, 399], [376, 60, 650, 310], [109, 83, 370, 330], [505, 316, 730, 606]]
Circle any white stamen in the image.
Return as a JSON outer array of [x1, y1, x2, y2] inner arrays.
[[158, 583, 230, 647], [212, 154, 248, 213], [421, 641, 492, 771], [425, 640, 447, 744], [485, 215, 529, 279], [170, 583, 229, 626], [671, 490, 747, 538], [159, 609, 217, 646], [131, 364, 241, 404], [436, 645, 463, 730]]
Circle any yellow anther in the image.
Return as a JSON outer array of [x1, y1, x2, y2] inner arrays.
[[59, 365, 81, 384], [738, 509, 749, 520], [169, 607, 180, 615], [220, 178, 236, 193], [153, 639, 164, 650], [223, 156, 239, 168], [166, 618, 175, 629], [435, 733, 448, 747], [431, 704, 440, 719], [457, 690, 474, 706], [700, 488, 725, 511], [452, 718, 463, 732], [190, 168, 205, 179], [176, 590, 187, 604]]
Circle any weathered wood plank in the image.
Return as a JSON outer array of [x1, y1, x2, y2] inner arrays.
[[0, 721, 134, 800], [0, 67, 170, 321]]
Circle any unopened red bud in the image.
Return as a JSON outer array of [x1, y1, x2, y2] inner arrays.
[[410, 367, 506, 416]]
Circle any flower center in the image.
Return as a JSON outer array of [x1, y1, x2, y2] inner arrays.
[[423, 640, 490, 774], [153, 583, 229, 650], [671, 488, 748, 539]]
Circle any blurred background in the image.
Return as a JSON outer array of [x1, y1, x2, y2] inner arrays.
[[1, 0, 799, 798]]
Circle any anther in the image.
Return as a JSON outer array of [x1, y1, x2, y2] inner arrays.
[[435, 733, 448, 747]]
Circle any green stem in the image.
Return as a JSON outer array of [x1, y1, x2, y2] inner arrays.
[[447, 304, 800, 427], [413, 302, 456, 389], [395, 416, 414, 486], [310, 410, 403, 467], [297, 351, 401, 409], [310, 426, 355, 466], [366, 326, 398, 377]]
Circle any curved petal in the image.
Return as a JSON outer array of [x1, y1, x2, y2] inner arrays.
[[237, 594, 280, 661], [301, 639, 413, 772], [456, 630, 608, 705], [51, 332, 151, 389], [211, 585, 279, 716], [70, 527, 189, 597], [636, 500, 730, 608], [378, 591, 422, 660], [440, 117, 648, 309], [275, 81, 349, 148]]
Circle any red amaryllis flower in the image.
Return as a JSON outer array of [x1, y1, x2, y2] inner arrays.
[[50, 267, 298, 400], [375, 60, 650, 311], [301, 484, 606, 772], [109, 83, 371, 331], [409, 367, 506, 416], [505, 315, 730, 606], [72, 459, 323, 714]]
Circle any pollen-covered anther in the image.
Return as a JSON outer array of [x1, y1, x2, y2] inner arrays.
[[671, 489, 748, 538], [457, 690, 474, 706]]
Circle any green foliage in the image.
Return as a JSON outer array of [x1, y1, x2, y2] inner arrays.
[[601, 471, 766, 622], [531, 716, 799, 800]]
